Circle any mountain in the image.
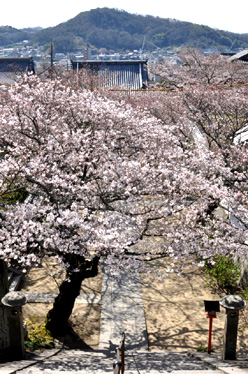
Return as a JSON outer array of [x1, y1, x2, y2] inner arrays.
[[0, 26, 43, 47], [31, 8, 248, 53], [22, 27, 44, 32], [0, 26, 31, 46], [1, 8, 248, 53]]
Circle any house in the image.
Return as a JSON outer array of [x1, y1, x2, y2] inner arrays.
[[0, 57, 35, 85], [71, 60, 148, 90]]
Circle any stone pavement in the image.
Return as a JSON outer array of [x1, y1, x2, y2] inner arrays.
[[2, 349, 248, 373], [189, 352, 248, 374], [0, 349, 225, 373], [1, 269, 248, 373], [98, 269, 148, 351]]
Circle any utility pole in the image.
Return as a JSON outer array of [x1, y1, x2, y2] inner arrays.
[[49, 40, 55, 76]]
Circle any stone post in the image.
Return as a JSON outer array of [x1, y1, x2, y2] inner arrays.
[[219, 295, 246, 360], [1, 291, 27, 360], [0, 260, 10, 360]]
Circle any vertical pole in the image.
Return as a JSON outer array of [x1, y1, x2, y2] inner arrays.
[[50, 40, 54, 71], [121, 333, 125, 374], [208, 316, 213, 354]]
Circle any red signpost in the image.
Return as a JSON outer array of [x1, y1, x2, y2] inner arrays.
[[204, 301, 220, 354], [206, 311, 217, 354]]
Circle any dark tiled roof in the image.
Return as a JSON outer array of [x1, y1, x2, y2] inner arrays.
[[0, 58, 35, 73], [71, 60, 148, 89], [228, 49, 248, 62]]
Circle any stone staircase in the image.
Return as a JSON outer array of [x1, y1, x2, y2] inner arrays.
[[2, 267, 247, 373]]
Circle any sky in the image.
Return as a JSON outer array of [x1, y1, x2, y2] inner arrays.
[[1, 0, 248, 34]]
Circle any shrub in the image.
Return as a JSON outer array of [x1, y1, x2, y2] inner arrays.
[[24, 317, 55, 351], [204, 255, 241, 295]]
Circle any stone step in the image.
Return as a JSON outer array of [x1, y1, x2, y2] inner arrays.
[[0, 350, 225, 374], [5, 369, 223, 374], [21, 292, 101, 304]]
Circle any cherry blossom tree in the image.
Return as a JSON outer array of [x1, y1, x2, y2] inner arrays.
[[129, 50, 248, 276], [0, 75, 207, 336], [150, 49, 248, 89], [0, 52, 247, 338]]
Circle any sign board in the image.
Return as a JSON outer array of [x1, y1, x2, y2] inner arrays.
[[204, 300, 220, 313]]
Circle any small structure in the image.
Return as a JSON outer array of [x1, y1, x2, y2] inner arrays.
[[228, 49, 248, 62], [1, 291, 27, 360], [71, 60, 148, 90], [0, 57, 35, 85], [219, 295, 246, 360]]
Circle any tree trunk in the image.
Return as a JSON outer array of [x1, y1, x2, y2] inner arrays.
[[0, 260, 10, 359], [45, 256, 99, 337]]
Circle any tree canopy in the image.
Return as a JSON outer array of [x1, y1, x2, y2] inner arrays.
[[0, 53, 248, 335]]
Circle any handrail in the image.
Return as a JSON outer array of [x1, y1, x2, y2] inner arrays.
[[113, 332, 125, 374]]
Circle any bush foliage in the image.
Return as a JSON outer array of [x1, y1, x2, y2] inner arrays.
[[25, 317, 55, 351], [204, 255, 242, 295]]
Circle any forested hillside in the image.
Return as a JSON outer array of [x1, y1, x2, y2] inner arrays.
[[0, 26, 32, 46], [32, 8, 248, 53], [1, 8, 248, 53]]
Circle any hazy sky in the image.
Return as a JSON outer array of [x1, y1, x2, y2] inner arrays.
[[1, 0, 248, 34]]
